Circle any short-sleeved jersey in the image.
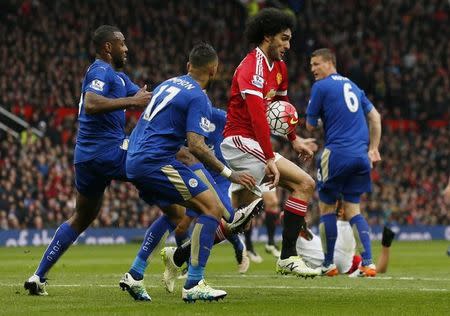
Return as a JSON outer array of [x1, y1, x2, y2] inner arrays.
[[127, 75, 212, 163], [206, 107, 227, 178], [75, 59, 139, 163], [306, 74, 374, 156], [223, 47, 288, 139]]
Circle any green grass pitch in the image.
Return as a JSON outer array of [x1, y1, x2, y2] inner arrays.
[[1, 241, 449, 315]]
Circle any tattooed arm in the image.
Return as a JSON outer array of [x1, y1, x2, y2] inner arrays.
[[186, 132, 226, 174]]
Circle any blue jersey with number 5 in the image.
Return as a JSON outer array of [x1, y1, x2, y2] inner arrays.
[[306, 73, 373, 156], [75, 59, 139, 163], [127, 75, 212, 161]]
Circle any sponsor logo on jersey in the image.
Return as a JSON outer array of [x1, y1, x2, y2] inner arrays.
[[276, 72, 282, 85], [209, 122, 216, 132], [199, 117, 211, 132], [188, 178, 198, 188], [89, 79, 105, 91], [251, 75, 264, 88]]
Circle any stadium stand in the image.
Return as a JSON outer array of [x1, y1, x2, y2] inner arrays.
[[0, 0, 448, 229]]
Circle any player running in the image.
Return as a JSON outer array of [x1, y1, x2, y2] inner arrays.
[[119, 43, 259, 303], [159, 106, 265, 293], [24, 25, 151, 295], [221, 8, 320, 277], [306, 48, 382, 277]]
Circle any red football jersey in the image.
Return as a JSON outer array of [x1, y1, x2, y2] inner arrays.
[[223, 47, 288, 159]]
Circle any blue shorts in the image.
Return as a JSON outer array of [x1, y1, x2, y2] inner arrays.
[[185, 165, 232, 220], [212, 174, 231, 200], [316, 148, 371, 204], [127, 157, 209, 209], [75, 146, 127, 197]]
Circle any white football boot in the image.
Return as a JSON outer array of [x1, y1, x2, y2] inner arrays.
[[276, 256, 321, 278], [161, 247, 182, 293], [24, 274, 48, 296], [228, 198, 264, 233], [182, 280, 227, 303], [119, 272, 151, 301]]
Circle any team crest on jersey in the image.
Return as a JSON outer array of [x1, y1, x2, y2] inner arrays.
[[276, 72, 282, 85], [199, 117, 211, 132], [252, 75, 264, 88], [188, 178, 198, 188], [209, 122, 216, 132], [265, 89, 276, 100], [89, 79, 105, 91]]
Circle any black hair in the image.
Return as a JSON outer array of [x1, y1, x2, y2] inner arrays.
[[311, 48, 337, 66], [245, 8, 295, 45], [92, 25, 121, 53], [188, 42, 218, 68]]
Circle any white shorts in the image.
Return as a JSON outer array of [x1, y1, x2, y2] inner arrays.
[[221, 136, 281, 196], [296, 221, 355, 274]]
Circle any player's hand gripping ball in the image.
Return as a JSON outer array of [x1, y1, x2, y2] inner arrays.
[[266, 101, 299, 136]]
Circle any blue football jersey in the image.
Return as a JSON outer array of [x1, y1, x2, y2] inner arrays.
[[306, 73, 374, 156], [127, 75, 212, 163], [75, 59, 139, 163], [206, 107, 227, 178]]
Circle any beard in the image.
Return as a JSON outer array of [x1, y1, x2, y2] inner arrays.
[[268, 44, 282, 61], [112, 54, 125, 68]]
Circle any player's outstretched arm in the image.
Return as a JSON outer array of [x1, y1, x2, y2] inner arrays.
[[377, 226, 395, 273], [84, 85, 151, 114], [187, 132, 256, 190], [366, 107, 382, 166]]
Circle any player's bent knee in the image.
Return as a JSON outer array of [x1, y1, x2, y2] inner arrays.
[[293, 175, 315, 195]]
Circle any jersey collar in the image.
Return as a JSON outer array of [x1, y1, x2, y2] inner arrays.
[[256, 47, 274, 71]]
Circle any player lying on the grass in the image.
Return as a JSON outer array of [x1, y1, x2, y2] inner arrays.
[[297, 210, 395, 275], [24, 25, 152, 296], [119, 43, 262, 303], [298, 224, 395, 275]]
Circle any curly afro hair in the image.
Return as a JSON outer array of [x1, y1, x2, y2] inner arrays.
[[245, 8, 296, 45]]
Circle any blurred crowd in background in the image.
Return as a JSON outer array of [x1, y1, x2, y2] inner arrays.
[[0, 0, 448, 229]]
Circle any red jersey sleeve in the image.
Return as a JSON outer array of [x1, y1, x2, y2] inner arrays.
[[237, 58, 275, 160], [236, 56, 265, 99]]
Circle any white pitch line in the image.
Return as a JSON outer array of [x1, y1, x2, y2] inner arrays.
[[97, 274, 450, 282], [3, 283, 448, 292]]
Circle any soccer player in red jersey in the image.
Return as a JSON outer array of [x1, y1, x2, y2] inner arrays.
[[221, 8, 320, 277]]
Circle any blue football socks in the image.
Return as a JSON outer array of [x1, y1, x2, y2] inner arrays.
[[319, 213, 338, 267], [35, 222, 79, 281], [129, 215, 176, 280], [184, 214, 219, 289], [350, 214, 373, 266]]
